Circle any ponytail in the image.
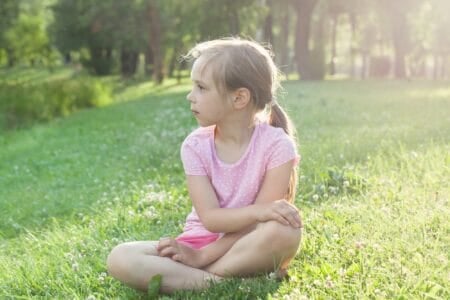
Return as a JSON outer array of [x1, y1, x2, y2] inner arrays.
[[269, 102, 298, 203]]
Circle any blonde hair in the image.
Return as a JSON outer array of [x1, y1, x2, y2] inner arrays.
[[185, 37, 298, 202]]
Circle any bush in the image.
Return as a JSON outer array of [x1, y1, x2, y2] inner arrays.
[[0, 77, 112, 129]]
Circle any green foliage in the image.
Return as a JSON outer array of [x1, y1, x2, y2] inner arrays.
[[50, 0, 149, 75], [0, 77, 112, 128]]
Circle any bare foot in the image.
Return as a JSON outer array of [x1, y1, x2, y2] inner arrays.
[[157, 238, 206, 268], [172, 242, 206, 268]]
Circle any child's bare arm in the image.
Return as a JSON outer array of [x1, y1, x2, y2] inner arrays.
[[159, 160, 301, 268], [186, 159, 301, 233]]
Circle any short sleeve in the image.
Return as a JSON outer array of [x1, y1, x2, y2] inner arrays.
[[267, 135, 300, 170], [180, 138, 207, 176]]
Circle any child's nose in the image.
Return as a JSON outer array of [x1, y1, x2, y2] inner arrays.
[[186, 91, 194, 102]]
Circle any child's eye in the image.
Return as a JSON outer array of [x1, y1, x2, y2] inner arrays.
[[197, 84, 205, 90]]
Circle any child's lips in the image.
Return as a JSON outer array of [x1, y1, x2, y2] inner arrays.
[[191, 110, 199, 115]]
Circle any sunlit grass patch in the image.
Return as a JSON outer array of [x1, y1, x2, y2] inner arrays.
[[0, 80, 449, 298]]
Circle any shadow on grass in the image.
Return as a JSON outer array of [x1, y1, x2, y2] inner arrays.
[[170, 276, 283, 300]]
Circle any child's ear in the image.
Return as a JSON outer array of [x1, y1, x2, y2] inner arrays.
[[232, 88, 251, 110]]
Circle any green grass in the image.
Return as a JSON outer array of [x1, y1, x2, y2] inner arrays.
[[0, 78, 449, 298]]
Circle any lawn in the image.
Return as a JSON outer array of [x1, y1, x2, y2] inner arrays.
[[0, 78, 449, 299]]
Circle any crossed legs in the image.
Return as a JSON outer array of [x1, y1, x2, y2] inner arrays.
[[107, 221, 301, 293]]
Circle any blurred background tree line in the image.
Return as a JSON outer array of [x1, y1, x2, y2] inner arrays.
[[1, 0, 450, 82]]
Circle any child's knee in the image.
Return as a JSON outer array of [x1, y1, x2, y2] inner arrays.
[[257, 220, 302, 251], [107, 243, 131, 278]]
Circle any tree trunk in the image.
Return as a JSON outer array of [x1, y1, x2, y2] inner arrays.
[[227, 1, 240, 35], [349, 13, 357, 78], [292, 0, 318, 80], [6, 48, 16, 68], [147, 0, 164, 84], [263, 0, 274, 43], [88, 47, 113, 75], [329, 13, 338, 76], [279, 5, 291, 80], [392, 23, 407, 79], [145, 46, 154, 77], [120, 48, 139, 77], [168, 42, 181, 78], [382, 3, 409, 79]]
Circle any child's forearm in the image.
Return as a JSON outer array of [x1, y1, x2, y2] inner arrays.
[[202, 205, 259, 233], [199, 226, 254, 267]]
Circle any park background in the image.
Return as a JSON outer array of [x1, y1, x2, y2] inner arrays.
[[0, 0, 449, 299]]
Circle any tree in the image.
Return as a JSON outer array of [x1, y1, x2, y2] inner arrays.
[[291, 0, 319, 80], [51, 0, 146, 76], [0, 0, 21, 66], [377, 0, 421, 78], [147, 0, 164, 83]]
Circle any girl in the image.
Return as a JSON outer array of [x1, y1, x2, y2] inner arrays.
[[107, 38, 302, 294]]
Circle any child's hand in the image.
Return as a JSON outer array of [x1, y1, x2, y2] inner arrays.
[[157, 238, 206, 268], [255, 200, 302, 228]]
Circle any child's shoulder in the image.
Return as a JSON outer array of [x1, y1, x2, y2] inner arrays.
[[182, 126, 215, 148], [258, 122, 291, 142]]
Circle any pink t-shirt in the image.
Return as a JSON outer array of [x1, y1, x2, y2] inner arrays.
[[179, 121, 299, 237]]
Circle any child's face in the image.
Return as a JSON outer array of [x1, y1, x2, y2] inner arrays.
[[186, 57, 233, 127]]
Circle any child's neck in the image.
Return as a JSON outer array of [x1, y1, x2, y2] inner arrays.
[[214, 118, 255, 146], [214, 117, 256, 164]]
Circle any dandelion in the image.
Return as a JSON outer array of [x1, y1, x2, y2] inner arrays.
[[312, 194, 319, 201], [86, 295, 96, 300]]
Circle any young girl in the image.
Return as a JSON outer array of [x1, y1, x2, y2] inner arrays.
[[107, 38, 302, 294]]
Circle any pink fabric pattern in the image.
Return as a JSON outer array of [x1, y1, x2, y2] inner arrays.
[[175, 234, 221, 249], [178, 121, 299, 240]]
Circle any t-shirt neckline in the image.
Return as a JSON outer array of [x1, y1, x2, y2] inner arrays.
[[212, 123, 261, 167]]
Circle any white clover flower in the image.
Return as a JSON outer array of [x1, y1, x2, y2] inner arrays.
[[343, 180, 350, 187], [72, 263, 79, 271], [312, 194, 319, 201], [355, 241, 366, 250], [325, 276, 334, 288]]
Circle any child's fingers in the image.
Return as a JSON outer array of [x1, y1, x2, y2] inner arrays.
[[274, 212, 290, 226], [157, 237, 172, 251], [158, 245, 178, 258], [157, 238, 180, 257], [279, 207, 301, 228]]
